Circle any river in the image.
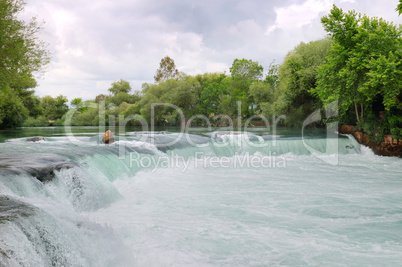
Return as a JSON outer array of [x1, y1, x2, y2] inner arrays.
[[0, 126, 401, 266]]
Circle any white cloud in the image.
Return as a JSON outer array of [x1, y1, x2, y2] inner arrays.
[[266, 0, 332, 34], [21, 0, 402, 101]]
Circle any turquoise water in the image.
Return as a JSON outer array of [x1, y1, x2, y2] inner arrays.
[[0, 127, 401, 266]]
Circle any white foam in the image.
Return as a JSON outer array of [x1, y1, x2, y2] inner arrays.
[[114, 140, 160, 153]]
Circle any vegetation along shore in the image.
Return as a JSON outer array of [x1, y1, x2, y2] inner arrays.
[[1, 1, 401, 156]]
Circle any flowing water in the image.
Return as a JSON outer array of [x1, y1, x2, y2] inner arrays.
[[0, 126, 401, 266]]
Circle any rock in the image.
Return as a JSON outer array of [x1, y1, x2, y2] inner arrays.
[[353, 131, 369, 144], [27, 162, 79, 183], [339, 125, 402, 157], [383, 135, 393, 144], [0, 153, 80, 183], [102, 130, 115, 144], [27, 136, 46, 142], [339, 125, 354, 134]]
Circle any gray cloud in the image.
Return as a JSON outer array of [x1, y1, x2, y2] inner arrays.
[[23, 0, 402, 101]]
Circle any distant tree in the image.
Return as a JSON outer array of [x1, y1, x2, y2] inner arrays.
[[54, 95, 69, 119], [40, 96, 55, 119], [106, 92, 141, 106], [230, 58, 264, 82], [25, 95, 43, 117], [229, 58, 264, 116], [163, 75, 201, 120], [257, 39, 331, 126], [71, 97, 88, 113], [154, 56, 179, 83], [70, 107, 99, 126], [264, 61, 279, 88], [249, 62, 279, 114], [108, 79, 131, 95], [71, 98, 83, 109], [125, 75, 201, 124], [95, 94, 106, 103], [41, 95, 68, 120], [249, 82, 273, 114], [196, 73, 229, 116]]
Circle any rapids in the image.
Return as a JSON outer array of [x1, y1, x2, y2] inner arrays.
[[0, 127, 401, 266]]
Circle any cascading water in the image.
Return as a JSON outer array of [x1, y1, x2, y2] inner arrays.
[[0, 128, 401, 266]]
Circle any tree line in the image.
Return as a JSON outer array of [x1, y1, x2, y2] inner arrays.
[[1, 1, 401, 142]]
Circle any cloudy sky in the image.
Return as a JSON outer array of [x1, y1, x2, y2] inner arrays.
[[23, 0, 401, 101]]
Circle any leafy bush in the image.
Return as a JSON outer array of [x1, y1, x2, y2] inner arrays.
[[22, 116, 49, 127]]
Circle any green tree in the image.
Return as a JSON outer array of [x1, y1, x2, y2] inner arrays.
[[230, 59, 264, 81], [127, 82, 167, 123], [108, 79, 131, 95], [313, 5, 402, 123], [264, 61, 279, 88], [196, 73, 229, 116], [54, 95, 69, 119], [106, 92, 141, 106], [0, 0, 49, 86], [0, 86, 28, 128], [124, 74, 202, 125], [71, 97, 88, 113], [0, 0, 49, 128], [41, 95, 68, 120], [250, 62, 278, 114], [249, 82, 273, 113], [154, 56, 179, 83], [162, 74, 201, 120], [229, 58, 264, 116], [69, 103, 99, 126], [266, 38, 332, 126], [24, 94, 43, 118], [397, 0, 402, 15], [71, 98, 83, 109], [41, 96, 56, 119]]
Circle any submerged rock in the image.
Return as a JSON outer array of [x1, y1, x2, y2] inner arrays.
[[0, 153, 79, 183], [27, 136, 46, 142], [27, 162, 79, 183], [102, 130, 115, 144], [0, 196, 35, 223]]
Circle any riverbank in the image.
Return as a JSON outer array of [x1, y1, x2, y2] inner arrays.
[[339, 125, 402, 157]]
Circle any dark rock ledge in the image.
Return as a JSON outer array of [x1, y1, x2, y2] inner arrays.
[[0, 154, 79, 183]]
